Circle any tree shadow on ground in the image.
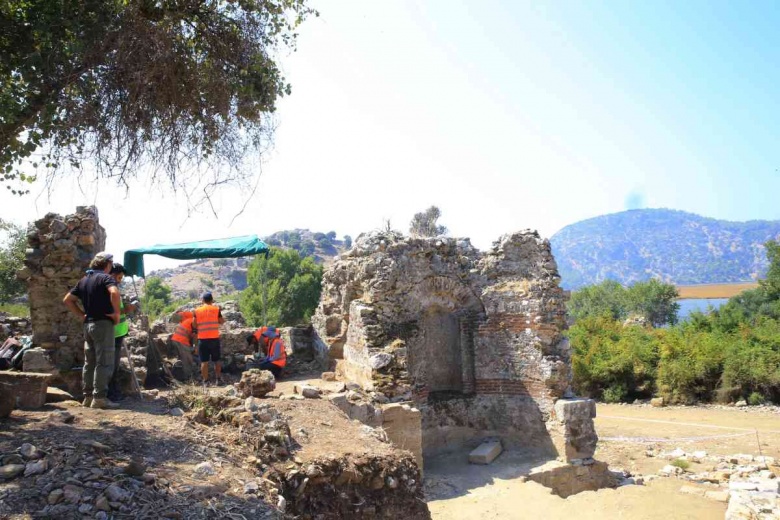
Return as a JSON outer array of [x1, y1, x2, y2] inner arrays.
[[0, 402, 281, 519]]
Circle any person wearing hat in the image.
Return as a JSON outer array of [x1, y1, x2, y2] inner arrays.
[[106, 263, 138, 400], [245, 326, 287, 378], [193, 292, 224, 385], [63, 252, 122, 409]]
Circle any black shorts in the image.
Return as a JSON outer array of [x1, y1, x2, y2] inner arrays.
[[198, 338, 221, 363]]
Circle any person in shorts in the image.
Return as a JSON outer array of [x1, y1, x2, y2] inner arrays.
[[193, 292, 224, 385]]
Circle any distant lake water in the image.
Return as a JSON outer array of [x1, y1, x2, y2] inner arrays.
[[677, 298, 729, 321]]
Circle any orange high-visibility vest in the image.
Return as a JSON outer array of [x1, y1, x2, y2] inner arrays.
[[194, 305, 220, 339], [267, 337, 287, 368], [252, 326, 270, 343], [171, 318, 194, 346]]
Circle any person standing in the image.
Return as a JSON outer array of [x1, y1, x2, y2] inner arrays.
[[106, 263, 137, 401], [63, 252, 121, 409], [193, 292, 224, 385], [245, 326, 287, 379]]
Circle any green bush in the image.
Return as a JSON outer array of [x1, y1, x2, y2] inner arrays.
[[748, 392, 766, 406], [569, 316, 659, 402], [670, 459, 690, 470]]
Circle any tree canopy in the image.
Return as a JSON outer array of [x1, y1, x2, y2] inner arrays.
[[0, 0, 315, 196], [568, 278, 680, 327], [0, 219, 26, 302], [240, 247, 322, 327], [409, 206, 447, 237]]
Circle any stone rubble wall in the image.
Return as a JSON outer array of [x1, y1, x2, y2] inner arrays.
[[17, 207, 105, 392], [312, 229, 595, 460]]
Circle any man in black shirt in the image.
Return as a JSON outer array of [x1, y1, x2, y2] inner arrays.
[[63, 252, 121, 409]]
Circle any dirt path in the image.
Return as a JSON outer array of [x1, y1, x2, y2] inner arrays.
[[427, 404, 780, 519]]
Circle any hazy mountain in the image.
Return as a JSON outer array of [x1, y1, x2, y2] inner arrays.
[[550, 209, 780, 290]]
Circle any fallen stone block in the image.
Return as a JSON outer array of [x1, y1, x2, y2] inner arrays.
[[236, 369, 275, 398], [650, 397, 665, 407], [46, 387, 75, 403], [469, 440, 503, 465], [0, 371, 50, 409]]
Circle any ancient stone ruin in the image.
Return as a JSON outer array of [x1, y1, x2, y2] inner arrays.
[[17, 206, 105, 394], [312, 230, 600, 476]]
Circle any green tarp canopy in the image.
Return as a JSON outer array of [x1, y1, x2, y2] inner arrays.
[[123, 235, 269, 278]]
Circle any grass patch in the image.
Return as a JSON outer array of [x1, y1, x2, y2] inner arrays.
[[670, 458, 690, 470], [0, 303, 29, 317]]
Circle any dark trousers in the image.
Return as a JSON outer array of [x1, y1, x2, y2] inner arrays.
[[107, 335, 125, 400], [258, 361, 283, 379]]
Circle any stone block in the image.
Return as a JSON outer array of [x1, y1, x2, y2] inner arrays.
[[469, 440, 503, 465], [0, 371, 50, 409], [382, 404, 423, 469], [22, 348, 57, 374], [650, 397, 665, 407], [552, 398, 598, 461]]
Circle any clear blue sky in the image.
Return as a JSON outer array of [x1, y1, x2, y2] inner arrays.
[[2, 0, 779, 272]]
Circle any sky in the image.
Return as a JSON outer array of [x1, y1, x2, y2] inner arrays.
[[2, 0, 780, 273]]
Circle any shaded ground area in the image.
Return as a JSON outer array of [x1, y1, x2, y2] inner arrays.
[[0, 397, 278, 519], [426, 403, 780, 519]]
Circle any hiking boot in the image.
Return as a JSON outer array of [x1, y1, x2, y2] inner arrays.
[[90, 398, 120, 409], [82, 396, 93, 408]]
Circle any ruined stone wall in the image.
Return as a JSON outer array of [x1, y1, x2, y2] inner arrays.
[[18, 207, 105, 390], [312, 230, 594, 460]]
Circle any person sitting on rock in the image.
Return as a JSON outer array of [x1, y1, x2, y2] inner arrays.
[[245, 326, 287, 378]]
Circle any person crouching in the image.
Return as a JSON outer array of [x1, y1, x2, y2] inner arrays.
[[245, 326, 287, 379]]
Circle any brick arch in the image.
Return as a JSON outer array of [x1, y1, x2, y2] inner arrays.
[[403, 276, 485, 316], [403, 276, 484, 398]]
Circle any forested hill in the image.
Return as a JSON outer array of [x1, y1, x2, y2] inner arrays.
[[550, 209, 780, 290]]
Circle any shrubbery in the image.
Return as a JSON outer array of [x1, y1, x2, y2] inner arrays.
[[569, 240, 780, 405]]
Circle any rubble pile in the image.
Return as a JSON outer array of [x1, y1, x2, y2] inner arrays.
[[0, 435, 279, 519], [173, 387, 430, 518], [643, 448, 780, 517], [279, 453, 429, 519]]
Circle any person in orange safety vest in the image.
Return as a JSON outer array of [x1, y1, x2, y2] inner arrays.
[[245, 326, 286, 378], [171, 310, 197, 379], [193, 292, 225, 385]]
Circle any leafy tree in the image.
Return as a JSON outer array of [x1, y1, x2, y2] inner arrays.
[[299, 239, 316, 257], [568, 280, 627, 322], [287, 231, 301, 250], [0, 0, 315, 195], [240, 247, 322, 327], [568, 279, 679, 327], [312, 232, 326, 241], [627, 279, 680, 327], [326, 231, 337, 241], [409, 206, 447, 237], [759, 240, 780, 299], [343, 234, 352, 248], [0, 219, 26, 302], [141, 276, 172, 319]]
